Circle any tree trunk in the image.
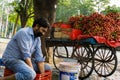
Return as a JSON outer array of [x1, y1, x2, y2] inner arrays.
[[4, 13, 9, 38], [33, 0, 58, 63], [20, 13, 28, 28], [12, 14, 19, 36]]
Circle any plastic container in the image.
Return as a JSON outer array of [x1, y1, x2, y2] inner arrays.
[[59, 62, 80, 80], [4, 68, 52, 80]]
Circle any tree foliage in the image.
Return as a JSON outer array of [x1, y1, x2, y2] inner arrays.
[[92, 0, 109, 13], [1, 0, 120, 38], [10, 0, 34, 27], [102, 6, 120, 14], [56, 0, 96, 22]]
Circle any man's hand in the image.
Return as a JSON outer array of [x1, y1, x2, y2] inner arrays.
[[38, 62, 45, 73], [25, 58, 34, 69]]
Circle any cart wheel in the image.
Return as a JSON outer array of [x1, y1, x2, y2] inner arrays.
[[72, 46, 94, 79], [53, 46, 69, 70], [94, 46, 117, 77]]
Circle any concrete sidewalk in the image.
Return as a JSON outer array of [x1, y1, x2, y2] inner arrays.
[[0, 38, 10, 43], [0, 38, 10, 58]]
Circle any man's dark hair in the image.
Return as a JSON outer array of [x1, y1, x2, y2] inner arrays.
[[32, 17, 50, 28]]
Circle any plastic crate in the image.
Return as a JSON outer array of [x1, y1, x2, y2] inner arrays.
[[4, 68, 52, 80], [34, 70, 52, 80]]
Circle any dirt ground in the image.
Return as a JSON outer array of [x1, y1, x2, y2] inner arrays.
[[1, 38, 120, 80]]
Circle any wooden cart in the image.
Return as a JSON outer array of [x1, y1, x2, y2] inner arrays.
[[45, 37, 119, 80]]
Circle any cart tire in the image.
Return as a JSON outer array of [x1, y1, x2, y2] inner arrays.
[[72, 46, 94, 79], [94, 46, 117, 77], [53, 46, 69, 71]]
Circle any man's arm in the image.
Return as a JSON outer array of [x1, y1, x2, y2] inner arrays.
[[25, 58, 34, 69], [16, 31, 32, 61], [37, 62, 45, 73], [34, 38, 45, 73], [15, 30, 34, 69]]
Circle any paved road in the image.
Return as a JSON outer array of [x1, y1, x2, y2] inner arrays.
[[0, 38, 120, 80]]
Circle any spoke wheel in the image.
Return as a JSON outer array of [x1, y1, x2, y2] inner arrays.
[[94, 46, 117, 77], [73, 46, 94, 79], [53, 46, 69, 70]]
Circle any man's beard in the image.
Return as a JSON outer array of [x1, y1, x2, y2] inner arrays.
[[34, 31, 43, 38]]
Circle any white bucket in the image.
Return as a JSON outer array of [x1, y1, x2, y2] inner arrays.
[[59, 62, 80, 80]]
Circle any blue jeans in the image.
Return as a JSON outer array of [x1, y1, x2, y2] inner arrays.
[[4, 59, 52, 80]]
